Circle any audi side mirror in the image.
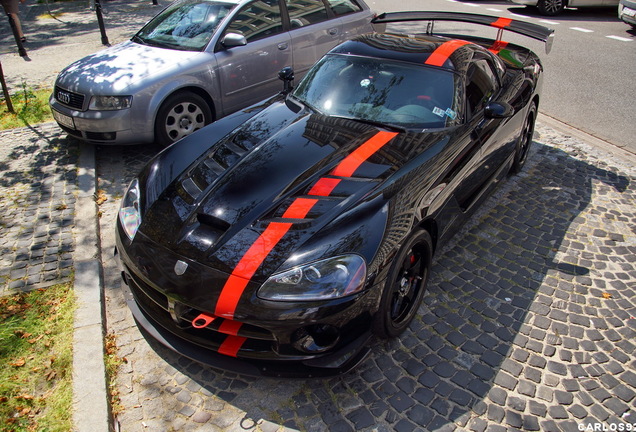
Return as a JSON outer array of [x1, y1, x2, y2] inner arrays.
[[221, 32, 247, 49]]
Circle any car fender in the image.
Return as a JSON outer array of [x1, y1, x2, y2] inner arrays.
[[134, 56, 221, 137]]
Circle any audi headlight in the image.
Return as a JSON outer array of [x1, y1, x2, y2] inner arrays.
[[118, 178, 141, 240], [258, 255, 367, 301], [89, 95, 132, 110]]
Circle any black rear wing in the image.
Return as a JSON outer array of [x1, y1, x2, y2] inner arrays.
[[372, 11, 555, 54]]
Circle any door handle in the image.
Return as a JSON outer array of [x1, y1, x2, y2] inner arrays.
[[278, 42, 288, 50], [328, 28, 338, 36]]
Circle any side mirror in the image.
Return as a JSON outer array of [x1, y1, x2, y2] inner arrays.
[[484, 102, 514, 119], [278, 67, 294, 94], [221, 32, 247, 49]]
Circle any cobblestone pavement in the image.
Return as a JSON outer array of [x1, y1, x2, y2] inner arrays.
[[0, 124, 78, 295], [97, 122, 636, 432]]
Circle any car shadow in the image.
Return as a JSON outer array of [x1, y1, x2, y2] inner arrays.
[[99, 122, 636, 430]]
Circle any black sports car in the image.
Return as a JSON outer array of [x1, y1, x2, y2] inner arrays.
[[115, 12, 554, 377]]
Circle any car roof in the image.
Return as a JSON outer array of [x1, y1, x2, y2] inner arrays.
[[330, 33, 491, 74]]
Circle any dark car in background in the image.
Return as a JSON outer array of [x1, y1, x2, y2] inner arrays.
[[509, 0, 619, 16], [115, 12, 554, 376], [50, 0, 377, 146]]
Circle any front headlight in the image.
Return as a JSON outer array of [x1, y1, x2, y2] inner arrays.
[[258, 255, 367, 301], [89, 95, 132, 110], [118, 178, 141, 240]]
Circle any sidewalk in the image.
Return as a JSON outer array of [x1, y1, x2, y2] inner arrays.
[[1, 0, 167, 88], [1, 2, 635, 431]]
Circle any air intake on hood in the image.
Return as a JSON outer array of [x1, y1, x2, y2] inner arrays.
[[197, 213, 231, 233]]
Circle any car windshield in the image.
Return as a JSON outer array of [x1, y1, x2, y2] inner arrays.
[[134, 0, 236, 51], [292, 54, 461, 129]]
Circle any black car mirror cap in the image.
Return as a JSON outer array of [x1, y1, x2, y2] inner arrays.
[[221, 32, 247, 49], [485, 102, 514, 119], [279, 67, 295, 94]]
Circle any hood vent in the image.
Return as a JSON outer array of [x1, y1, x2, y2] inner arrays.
[[197, 213, 231, 233]]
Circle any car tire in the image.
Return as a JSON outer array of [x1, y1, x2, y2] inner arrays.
[[373, 229, 432, 339], [537, 0, 565, 16], [511, 102, 537, 174], [155, 91, 213, 147]]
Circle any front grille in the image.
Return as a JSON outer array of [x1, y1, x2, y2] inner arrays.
[[55, 86, 85, 110], [125, 269, 277, 355]]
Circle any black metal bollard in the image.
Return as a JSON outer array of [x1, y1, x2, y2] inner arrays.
[[0, 61, 15, 113], [94, 0, 109, 46]]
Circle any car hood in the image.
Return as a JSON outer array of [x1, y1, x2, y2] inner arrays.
[[137, 100, 447, 281], [55, 40, 201, 94]]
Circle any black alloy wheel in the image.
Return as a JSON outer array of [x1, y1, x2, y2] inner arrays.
[[511, 102, 537, 174], [155, 91, 212, 147], [374, 229, 433, 338], [537, 0, 565, 15]]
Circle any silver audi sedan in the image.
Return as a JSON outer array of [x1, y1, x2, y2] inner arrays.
[[50, 0, 377, 146]]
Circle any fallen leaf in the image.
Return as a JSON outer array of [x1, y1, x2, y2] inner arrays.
[[602, 292, 612, 299], [15, 394, 34, 400], [28, 335, 44, 344], [10, 358, 26, 367], [95, 190, 108, 205]]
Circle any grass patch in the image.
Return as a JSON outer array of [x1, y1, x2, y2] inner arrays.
[[0, 283, 75, 432], [0, 84, 53, 131]]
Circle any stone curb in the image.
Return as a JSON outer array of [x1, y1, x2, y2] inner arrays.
[[72, 142, 109, 432]]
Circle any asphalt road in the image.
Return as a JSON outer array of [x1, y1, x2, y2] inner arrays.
[[367, 0, 636, 154]]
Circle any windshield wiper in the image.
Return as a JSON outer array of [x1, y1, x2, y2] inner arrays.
[[131, 35, 147, 45], [329, 115, 407, 133]]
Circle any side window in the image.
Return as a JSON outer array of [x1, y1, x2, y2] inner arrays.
[[325, 0, 362, 15], [225, 0, 283, 42], [286, 0, 329, 28], [465, 59, 499, 117]]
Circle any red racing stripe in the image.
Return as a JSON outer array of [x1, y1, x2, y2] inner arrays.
[[219, 319, 243, 336], [331, 131, 398, 177], [488, 40, 509, 54], [425, 40, 471, 67], [282, 197, 318, 219], [218, 335, 247, 357], [215, 221, 292, 318], [308, 177, 341, 196], [491, 17, 512, 29]]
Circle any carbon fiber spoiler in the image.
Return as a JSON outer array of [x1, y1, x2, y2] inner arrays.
[[372, 11, 555, 54]]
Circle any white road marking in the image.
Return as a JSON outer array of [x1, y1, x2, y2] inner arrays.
[[570, 27, 594, 33], [606, 35, 633, 42], [439, 1, 631, 43]]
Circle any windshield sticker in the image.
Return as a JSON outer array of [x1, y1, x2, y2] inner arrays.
[[445, 108, 457, 120], [432, 107, 445, 118], [360, 78, 371, 88]]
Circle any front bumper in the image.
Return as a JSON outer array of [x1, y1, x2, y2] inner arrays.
[[115, 226, 377, 377], [122, 279, 372, 377], [507, 0, 537, 5], [619, 3, 636, 25], [50, 96, 150, 145]]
